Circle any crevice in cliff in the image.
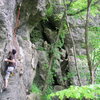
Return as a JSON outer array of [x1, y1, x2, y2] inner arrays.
[[40, 21, 52, 44], [60, 52, 71, 87], [40, 16, 59, 44], [52, 76, 60, 86], [41, 17, 57, 31], [30, 15, 59, 44]]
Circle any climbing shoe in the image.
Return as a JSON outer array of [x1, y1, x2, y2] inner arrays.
[[3, 88, 7, 92]]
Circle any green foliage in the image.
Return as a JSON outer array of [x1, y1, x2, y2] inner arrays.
[[77, 55, 86, 60], [36, 47, 45, 51], [30, 29, 43, 43], [31, 84, 53, 100], [42, 0, 100, 98], [54, 13, 64, 21], [71, 0, 87, 11], [42, 78, 54, 100], [47, 71, 54, 86], [88, 26, 100, 83], [89, 27, 100, 48], [41, 87, 53, 100], [42, 18, 68, 95], [46, 5, 54, 17], [43, 63, 49, 70], [66, 0, 99, 17], [30, 84, 41, 93], [53, 48, 62, 60], [43, 64, 54, 94], [90, 3, 100, 16], [51, 21, 67, 70], [47, 21, 67, 68], [44, 1, 64, 22], [96, 68, 100, 84], [48, 84, 100, 100], [67, 72, 76, 79]]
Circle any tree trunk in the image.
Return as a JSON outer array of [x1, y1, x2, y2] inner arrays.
[[63, 0, 81, 86], [43, 10, 66, 93], [84, 0, 94, 84]]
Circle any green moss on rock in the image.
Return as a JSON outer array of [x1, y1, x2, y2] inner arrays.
[[30, 28, 43, 43]]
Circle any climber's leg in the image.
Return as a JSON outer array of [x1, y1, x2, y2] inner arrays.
[[4, 71, 10, 89], [4, 67, 14, 89], [4, 79, 8, 89]]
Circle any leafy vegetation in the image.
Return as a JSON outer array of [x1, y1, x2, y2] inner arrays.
[[30, 0, 100, 99], [88, 26, 100, 83], [42, 21, 68, 94], [46, 4, 54, 17], [48, 84, 100, 100], [30, 84, 41, 93], [67, 0, 100, 16]]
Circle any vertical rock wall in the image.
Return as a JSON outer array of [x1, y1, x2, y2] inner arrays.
[[0, 0, 46, 100]]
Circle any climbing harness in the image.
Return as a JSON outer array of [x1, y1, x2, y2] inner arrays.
[[10, 71, 15, 77]]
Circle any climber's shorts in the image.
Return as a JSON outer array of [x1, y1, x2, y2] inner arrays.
[[5, 66, 14, 80]]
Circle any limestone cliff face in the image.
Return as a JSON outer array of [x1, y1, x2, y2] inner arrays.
[[0, 0, 46, 100], [0, 0, 99, 100]]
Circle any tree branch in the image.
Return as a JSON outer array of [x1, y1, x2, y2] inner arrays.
[[67, 0, 73, 10], [84, 0, 93, 84], [67, 0, 99, 16]]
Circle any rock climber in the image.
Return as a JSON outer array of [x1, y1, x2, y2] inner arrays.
[[3, 49, 16, 91]]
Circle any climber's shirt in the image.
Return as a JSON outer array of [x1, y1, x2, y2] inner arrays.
[[7, 61, 16, 68], [4, 58, 16, 80]]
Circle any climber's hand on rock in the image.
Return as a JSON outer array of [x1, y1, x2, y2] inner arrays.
[[4, 59, 8, 61]]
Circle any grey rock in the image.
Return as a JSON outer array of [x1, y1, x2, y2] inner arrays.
[[54, 85, 64, 92], [44, 28, 57, 43], [0, 0, 47, 99], [27, 93, 41, 100]]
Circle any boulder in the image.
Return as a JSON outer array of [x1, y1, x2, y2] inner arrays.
[[27, 93, 41, 100]]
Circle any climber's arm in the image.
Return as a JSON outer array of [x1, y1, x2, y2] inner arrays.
[[4, 59, 15, 63]]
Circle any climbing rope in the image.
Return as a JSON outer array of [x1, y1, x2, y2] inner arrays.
[[12, 4, 22, 73], [4, 3, 22, 56], [13, 3, 21, 37], [12, 3, 22, 55]]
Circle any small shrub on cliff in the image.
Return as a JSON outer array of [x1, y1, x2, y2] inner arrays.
[[31, 84, 41, 93]]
